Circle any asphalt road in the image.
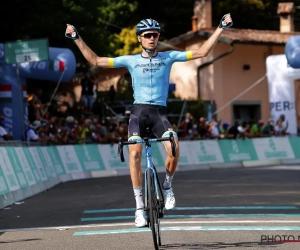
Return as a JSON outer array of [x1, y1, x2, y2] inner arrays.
[[1, 166, 300, 250]]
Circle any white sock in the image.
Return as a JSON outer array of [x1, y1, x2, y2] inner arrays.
[[133, 186, 144, 209], [163, 172, 174, 189]]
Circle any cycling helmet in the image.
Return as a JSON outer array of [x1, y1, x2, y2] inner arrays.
[[136, 18, 161, 35]]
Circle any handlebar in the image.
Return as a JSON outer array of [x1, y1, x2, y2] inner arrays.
[[117, 132, 177, 162]]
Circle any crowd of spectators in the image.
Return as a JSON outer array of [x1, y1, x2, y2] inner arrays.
[[25, 114, 128, 145], [177, 112, 290, 141]]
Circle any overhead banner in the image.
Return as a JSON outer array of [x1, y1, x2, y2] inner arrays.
[[266, 54, 298, 135]]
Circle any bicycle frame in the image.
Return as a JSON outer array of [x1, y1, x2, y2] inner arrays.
[[117, 133, 176, 206], [143, 138, 161, 207]]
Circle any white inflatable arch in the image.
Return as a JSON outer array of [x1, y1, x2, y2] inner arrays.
[[266, 36, 300, 135]]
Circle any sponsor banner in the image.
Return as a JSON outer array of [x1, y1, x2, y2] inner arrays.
[[97, 144, 128, 169], [188, 140, 224, 164], [28, 147, 48, 181], [0, 166, 10, 195], [74, 144, 106, 171], [218, 139, 258, 162], [252, 137, 294, 160], [5, 147, 28, 188], [0, 147, 20, 191], [47, 146, 66, 175], [39, 147, 57, 178], [22, 147, 42, 183], [288, 137, 300, 158], [14, 147, 36, 186], [56, 145, 83, 173]]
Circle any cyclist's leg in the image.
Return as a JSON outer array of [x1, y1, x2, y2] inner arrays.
[[151, 106, 179, 210], [128, 105, 147, 227]]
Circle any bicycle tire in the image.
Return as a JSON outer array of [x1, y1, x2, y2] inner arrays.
[[153, 165, 163, 246], [153, 164, 165, 219], [147, 168, 160, 250]]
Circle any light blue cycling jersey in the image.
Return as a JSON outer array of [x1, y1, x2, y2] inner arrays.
[[108, 50, 193, 106]]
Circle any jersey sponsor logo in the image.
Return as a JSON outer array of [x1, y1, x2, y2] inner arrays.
[[143, 68, 160, 73], [134, 62, 166, 68], [133, 132, 138, 135]]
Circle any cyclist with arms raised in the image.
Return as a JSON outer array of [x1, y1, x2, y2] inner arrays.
[[65, 14, 233, 227]]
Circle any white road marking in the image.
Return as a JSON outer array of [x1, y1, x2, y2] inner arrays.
[[2, 220, 300, 232]]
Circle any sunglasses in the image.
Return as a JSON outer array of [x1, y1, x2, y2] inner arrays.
[[140, 33, 159, 39]]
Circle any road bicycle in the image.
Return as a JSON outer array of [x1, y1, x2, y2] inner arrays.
[[118, 129, 176, 250]]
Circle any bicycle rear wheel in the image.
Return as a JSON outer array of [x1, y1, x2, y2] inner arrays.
[[147, 168, 161, 250]]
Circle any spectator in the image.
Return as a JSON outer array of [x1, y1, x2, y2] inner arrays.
[[262, 118, 275, 137], [27, 93, 44, 122], [238, 121, 251, 139], [81, 72, 96, 111], [91, 124, 106, 143], [0, 116, 13, 141], [56, 127, 70, 144], [78, 118, 90, 144], [207, 119, 220, 139], [227, 121, 240, 139], [26, 120, 50, 142], [275, 114, 289, 136], [250, 119, 264, 137], [178, 112, 193, 139], [197, 117, 208, 139], [191, 119, 199, 140], [219, 122, 230, 138]]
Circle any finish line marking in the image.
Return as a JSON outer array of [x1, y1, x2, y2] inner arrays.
[[73, 226, 300, 236], [3, 220, 300, 232], [83, 206, 298, 214], [81, 214, 300, 222]]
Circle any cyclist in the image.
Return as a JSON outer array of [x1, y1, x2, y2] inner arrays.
[[65, 14, 233, 227]]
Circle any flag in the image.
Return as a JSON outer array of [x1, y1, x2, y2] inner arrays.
[[49, 60, 65, 71], [0, 85, 12, 103]]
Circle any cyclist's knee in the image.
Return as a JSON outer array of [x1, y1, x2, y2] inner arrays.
[[166, 144, 179, 158], [130, 149, 142, 160]]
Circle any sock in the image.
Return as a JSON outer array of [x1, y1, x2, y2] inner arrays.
[[163, 172, 174, 189], [133, 186, 144, 209]]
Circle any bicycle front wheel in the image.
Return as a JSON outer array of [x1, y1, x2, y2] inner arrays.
[[147, 168, 160, 250]]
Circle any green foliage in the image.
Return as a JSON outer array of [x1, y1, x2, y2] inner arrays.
[[113, 26, 142, 56], [213, 0, 300, 30]]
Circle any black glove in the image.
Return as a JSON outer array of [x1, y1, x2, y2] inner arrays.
[[219, 14, 233, 29], [65, 25, 80, 40]]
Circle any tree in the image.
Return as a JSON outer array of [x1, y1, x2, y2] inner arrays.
[[0, 0, 138, 61], [112, 26, 142, 56], [213, 0, 300, 31]]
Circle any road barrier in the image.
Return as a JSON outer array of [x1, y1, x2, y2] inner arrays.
[[1, 137, 300, 209]]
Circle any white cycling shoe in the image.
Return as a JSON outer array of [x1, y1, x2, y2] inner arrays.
[[163, 187, 176, 210], [135, 209, 147, 227]]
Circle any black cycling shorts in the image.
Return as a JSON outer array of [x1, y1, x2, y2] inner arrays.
[[128, 104, 177, 139]]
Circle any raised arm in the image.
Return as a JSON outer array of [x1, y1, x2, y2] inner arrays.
[[190, 14, 232, 59], [65, 24, 110, 67]]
